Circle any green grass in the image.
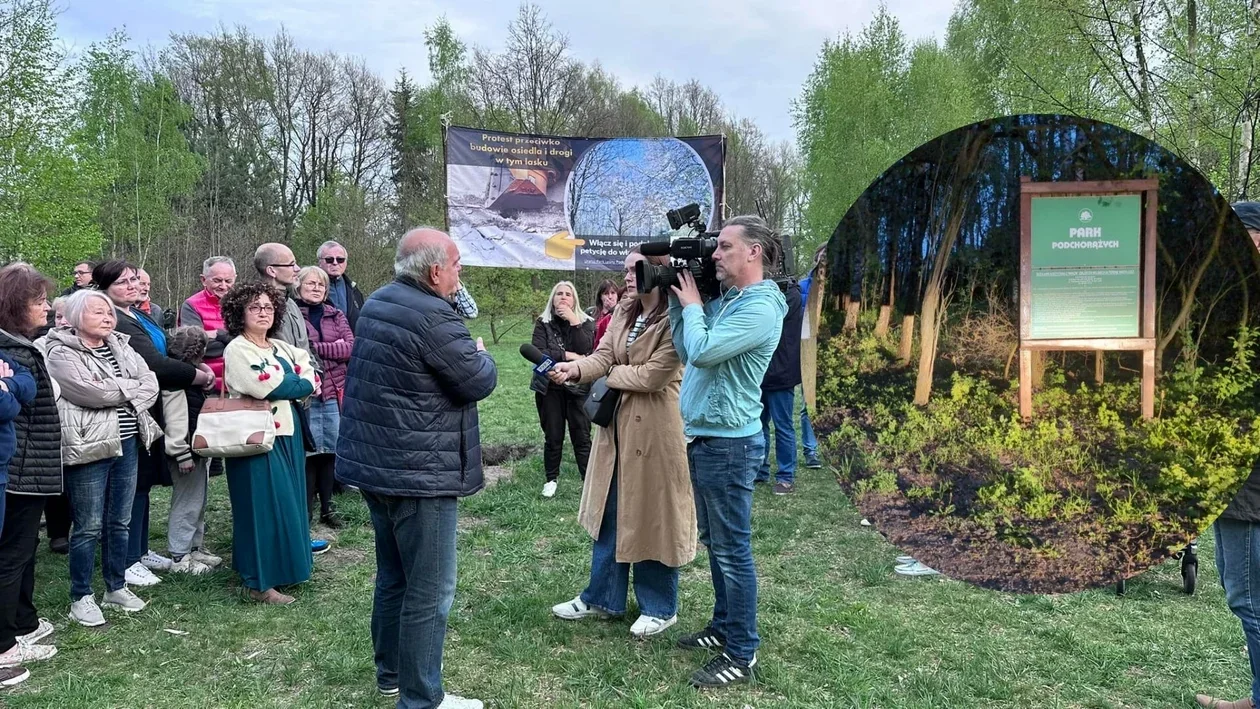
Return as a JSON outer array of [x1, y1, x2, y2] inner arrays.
[[5, 325, 1255, 707]]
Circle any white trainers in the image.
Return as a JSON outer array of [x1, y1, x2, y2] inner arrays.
[[894, 561, 940, 577], [16, 618, 54, 646], [0, 641, 56, 668], [542, 481, 557, 498], [551, 596, 611, 620], [141, 550, 173, 571], [103, 587, 147, 613], [70, 594, 106, 627], [437, 695, 484, 709], [125, 562, 161, 587], [171, 555, 213, 575], [189, 549, 222, 567], [629, 614, 677, 638]]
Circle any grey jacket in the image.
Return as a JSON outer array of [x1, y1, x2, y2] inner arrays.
[[42, 329, 162, 465], [277, 294, 323, 376]]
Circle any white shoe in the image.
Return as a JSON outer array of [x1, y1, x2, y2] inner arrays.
[[0, 641, 56, 668], [141, 550, 173, 571], [16, 618, 54, 646], [629, 614, 677, 638], [894, 561, 940, 577], [895, 555, 916, 565], [438, 694, 484, 709], [860, 518, 872, 526], [170, 556, 212, 575], [125, 562, 161, 587], [542, 481, 557, 498], [551, 596, 610, 620], [70, 594, 106, 627], [189, 549, 222, 567], [103, 587, 147, 612]]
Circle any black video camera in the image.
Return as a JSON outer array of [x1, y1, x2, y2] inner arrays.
[[634, 204, 723, 300]]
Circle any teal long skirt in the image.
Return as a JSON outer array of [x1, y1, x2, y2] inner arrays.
[[225, 427, 313, 591]]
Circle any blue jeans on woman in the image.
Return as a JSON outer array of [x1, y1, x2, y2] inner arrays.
[[67, 437, 139, 600], [580, 472, 679, 619], [1214, 518, 1260, 706]]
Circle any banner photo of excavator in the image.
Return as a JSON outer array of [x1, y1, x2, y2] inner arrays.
[[445, 126, 725, 271]]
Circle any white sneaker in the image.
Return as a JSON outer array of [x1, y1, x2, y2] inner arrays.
[[551, 596, 610, 620], [542, 481, 557, 498], [70, 594, 106, 627], [438, 695, 484, 709], [103, 587, 147, 613], [170, 556, 212, 575], [189, 549, 222, 567], [629, 614, 677, 638], [141, 550, 173, 571], [894, 561, 940, 577], [0, 641, 56, 668], [125, 562, 161, 587], [16, 618, 54, 646]]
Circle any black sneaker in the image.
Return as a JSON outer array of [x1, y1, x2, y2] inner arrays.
[[676, 626, 726, 652], [773, 482, 795, 495], [805, 455, 822, 469], [378, 685, 398, 697], [689, 652, 756, 688], [0, 665, 30, 687]]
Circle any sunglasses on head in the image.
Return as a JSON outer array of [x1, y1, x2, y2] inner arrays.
[[323, 257, 346, 264]]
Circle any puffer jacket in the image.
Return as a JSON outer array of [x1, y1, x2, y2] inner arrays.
[[298, 301, 354, 404], [43, 328, 162, 466], [0, 328, 62, 495]]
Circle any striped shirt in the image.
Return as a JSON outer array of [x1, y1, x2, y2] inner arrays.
[[93, 345, 137, 439], [626, 316, 648, 348]]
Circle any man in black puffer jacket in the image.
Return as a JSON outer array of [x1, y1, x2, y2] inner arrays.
[[336, 227, 496, 709]]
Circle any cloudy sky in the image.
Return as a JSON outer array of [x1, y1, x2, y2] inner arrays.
[[57, 0, 955, 143]]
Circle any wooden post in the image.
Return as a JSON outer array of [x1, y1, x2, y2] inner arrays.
[[844, 301, 860, 330], [874, 305, 891, 337], [1030, 350, 1045, 389], [801, 263, 827, 415], [1094, 351, 1104, 385], [1019, 348, 1033, 419], [898, 315, 915, 363]]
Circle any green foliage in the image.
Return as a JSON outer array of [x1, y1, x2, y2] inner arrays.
[[459, 267, 541, 344]]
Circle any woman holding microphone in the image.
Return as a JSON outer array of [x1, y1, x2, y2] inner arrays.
[[547, 246, 696, 638]]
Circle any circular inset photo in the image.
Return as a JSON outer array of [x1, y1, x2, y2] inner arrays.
[[813, 113, 1260, 594], [564, 137, 715, 239]]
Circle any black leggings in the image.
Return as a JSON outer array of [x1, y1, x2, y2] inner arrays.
[[535, 387, 592, 482], [306, 454, 336, 517]]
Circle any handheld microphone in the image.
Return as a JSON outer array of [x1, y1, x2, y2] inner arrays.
[[638, 240, 673, 257], [520, 344, 555, 394]]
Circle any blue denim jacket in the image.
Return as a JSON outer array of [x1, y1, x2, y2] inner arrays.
[[669, 280, 787, 439]]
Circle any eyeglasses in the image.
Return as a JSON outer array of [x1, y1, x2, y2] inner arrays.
[[247, 304, 275, 314], [73, 269, 91, 277], [268, 262, 299, 270], [303, 281, 327, 289], [322, 257, 346, 264]]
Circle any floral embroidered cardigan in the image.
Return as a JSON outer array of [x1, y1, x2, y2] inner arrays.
[[222, 336, 316, 438]]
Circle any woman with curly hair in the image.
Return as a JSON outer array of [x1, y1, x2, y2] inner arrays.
[[220, 282, 319, 605]]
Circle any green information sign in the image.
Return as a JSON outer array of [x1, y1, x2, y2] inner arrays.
[[1028, 194, 1141, 339]]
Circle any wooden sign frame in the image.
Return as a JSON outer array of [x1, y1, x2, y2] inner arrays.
[[1018, 177, 1158, 420]]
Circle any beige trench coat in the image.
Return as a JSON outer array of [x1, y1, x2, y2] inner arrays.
[[574, 300, 697, 568]]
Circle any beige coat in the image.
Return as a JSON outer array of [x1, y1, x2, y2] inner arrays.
[[574, 300, 697, 568]]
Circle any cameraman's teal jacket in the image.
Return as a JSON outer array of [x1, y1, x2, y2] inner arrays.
[[668, 280, 787, 439]]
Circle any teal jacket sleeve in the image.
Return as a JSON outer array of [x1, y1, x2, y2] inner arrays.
[[668, 295, 690, 365], [678, 299, 779, 369], [266, 373, 314, 401]]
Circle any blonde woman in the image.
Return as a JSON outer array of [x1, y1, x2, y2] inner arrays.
[[530, 281, 595, 498]]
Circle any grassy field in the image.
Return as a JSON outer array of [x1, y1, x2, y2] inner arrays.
[[3, 323, 1256, 708]]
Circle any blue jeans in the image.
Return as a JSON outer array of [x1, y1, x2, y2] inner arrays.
[[757, 389, 796, 484], [364, 492, 458, 709], [66, 437, 139, 600], [797, 384, 818, 458], [688, 434, 764, 662], [1215, 518, 1260, 705], [580, 472, 679, 618]]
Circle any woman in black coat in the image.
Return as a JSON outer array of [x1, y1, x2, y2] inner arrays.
[[531, 280, 595, 499]]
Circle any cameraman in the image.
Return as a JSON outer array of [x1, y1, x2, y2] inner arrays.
[[667, 215, 787, 688]]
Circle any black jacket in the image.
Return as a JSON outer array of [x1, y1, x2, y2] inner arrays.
[[0, 329, 62, 495], [335, 276, 498, 498], [531, 316, 595, 393], [330, 273, 366, 333], [1222, 461, 1260, 523], [761, 281, 803, 391]]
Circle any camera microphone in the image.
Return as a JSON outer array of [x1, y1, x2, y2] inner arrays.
[[520, 344, 555, 394], [638, 241, 673, 257]]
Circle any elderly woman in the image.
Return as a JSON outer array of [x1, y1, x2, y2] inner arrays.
[[293, 266, 353, 529], [94, 261, 215, 587], [221, 281, 318, 605], [531, 281, 596, 498], [547, 246, 695, 639], [0, 263, 59, 679], [44, 289, 160, 627]]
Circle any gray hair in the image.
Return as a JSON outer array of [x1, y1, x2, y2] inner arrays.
[[202, 256, 235, 276], [724, 215, 781, 270], [317, 240, 346, 259], [62, 289, 115, 331], [292, 265, 329, 299], [395, 229, 449, 282]]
